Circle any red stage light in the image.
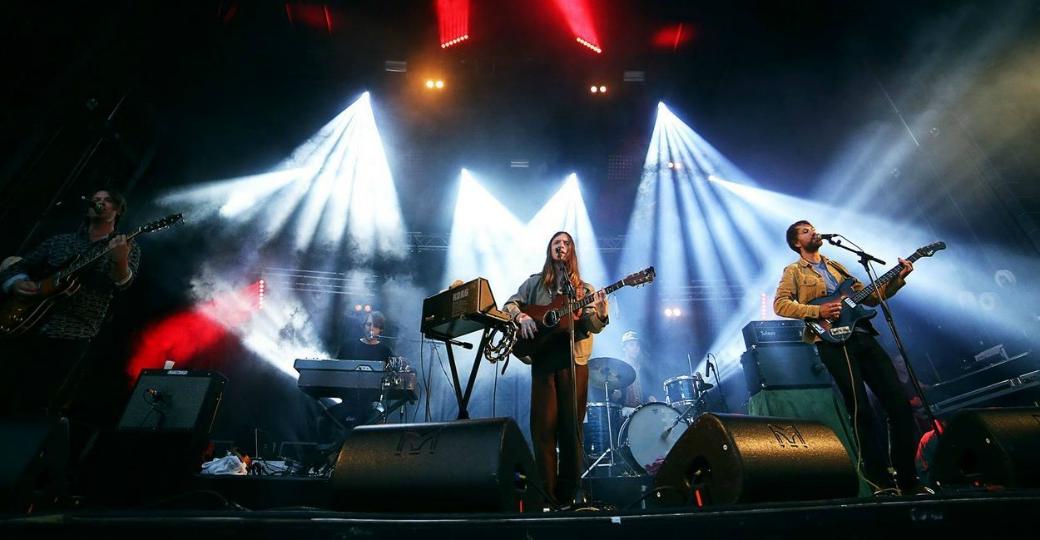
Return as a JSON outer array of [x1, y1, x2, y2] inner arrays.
[[285, 3, 336, 34], [553, 0, 602, 53], [652, 23, 693, 51], [437, 0, 470, 48], [126, 282, 261, 381]]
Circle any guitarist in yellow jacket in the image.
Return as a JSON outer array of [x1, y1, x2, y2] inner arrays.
[[774, 220, 919, 494]]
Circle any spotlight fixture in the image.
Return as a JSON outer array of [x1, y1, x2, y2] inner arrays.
[[425, 79, 446, 90], [590, 86, 598, 93], [354, 304, 363, 311], [258, 279, 266, 310], [435, 79, 445, 89], [599, 85, 607, 93], [576, 37, 602, 54], [364, 304, 373, 312]]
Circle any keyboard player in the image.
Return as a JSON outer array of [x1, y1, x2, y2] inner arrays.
[[334, 310, 394, 364]]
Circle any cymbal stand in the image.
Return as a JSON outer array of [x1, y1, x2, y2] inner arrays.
[[581, 380, 617, 479]]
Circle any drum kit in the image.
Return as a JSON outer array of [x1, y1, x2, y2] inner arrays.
[[583, 357, 714, 477]]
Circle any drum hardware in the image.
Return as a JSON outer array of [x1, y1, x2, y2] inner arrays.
[[664, 354, 716, 421], [582, 357, 637, 478], [617, 402, 689, 474]]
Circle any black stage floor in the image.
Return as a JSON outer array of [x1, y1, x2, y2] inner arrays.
[[2, 488, 1037, 540]]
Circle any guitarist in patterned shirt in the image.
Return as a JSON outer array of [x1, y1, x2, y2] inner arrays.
[[0, 189, 141, 416], [773, 220, 919, 494]]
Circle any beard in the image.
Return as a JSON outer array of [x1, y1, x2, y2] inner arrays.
[[803, 238, 823, 252]]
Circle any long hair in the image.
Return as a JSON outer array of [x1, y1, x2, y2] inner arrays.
[[541, 231, 584, 298]]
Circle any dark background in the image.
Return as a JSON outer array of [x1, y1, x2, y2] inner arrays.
[[2, 0, 1037, 447]]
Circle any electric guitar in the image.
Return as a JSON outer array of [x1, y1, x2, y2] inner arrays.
[[0, 213, 183, 338], [511, 266, 655, 362], [806, 241, 945, 343]]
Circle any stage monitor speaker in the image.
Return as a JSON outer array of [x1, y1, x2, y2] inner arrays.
[[654, 413, 858, 506], [0, 417, 69, 513], [331, 418, 544, 513], [740, 343, 831, 396], [118, 369, 226, 433], [933, 407, 1040, 489]]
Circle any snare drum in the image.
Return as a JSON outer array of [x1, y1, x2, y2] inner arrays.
[[583, 402, 622, 456], [618, 402, 689, 474], [663, 375, 699, 407]]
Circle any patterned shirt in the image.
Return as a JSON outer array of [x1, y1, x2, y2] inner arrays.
[[1, 230, 141, 339]]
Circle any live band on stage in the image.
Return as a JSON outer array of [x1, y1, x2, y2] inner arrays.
[[3, 191, 977, 512]]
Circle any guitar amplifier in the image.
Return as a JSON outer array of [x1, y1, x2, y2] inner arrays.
[[742, 320, 805, 348], [740, 344, 831, 395], [118, 370, 227, 433]]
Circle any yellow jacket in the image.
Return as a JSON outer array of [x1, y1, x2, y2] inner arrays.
[[773, 255, 905, 343]]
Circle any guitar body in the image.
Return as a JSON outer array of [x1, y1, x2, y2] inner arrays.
[[511, 297, 579, 362], [0, 275, 80, 338], [805, 279, 877, 343], [509, 266, 656, 363]]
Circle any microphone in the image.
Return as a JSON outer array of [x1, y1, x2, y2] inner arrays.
[[818, 233, 839, 240], [80, 196, 104, 214]]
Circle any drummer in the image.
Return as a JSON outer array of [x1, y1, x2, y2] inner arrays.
[[598, 331, 657, 413]]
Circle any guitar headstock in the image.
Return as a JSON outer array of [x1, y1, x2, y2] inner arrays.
[[623, 266, 656, 287], [140, 213, 184, 233], [916, 241, 946, 258]]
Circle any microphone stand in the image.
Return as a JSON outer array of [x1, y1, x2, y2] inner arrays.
[[562, 277, 588, 507], [825, 236, 943, 443], [705, 353, 727, 413]]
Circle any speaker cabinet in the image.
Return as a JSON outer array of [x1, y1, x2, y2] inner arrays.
[[934, 407, 1040, 489], [77, 370, 226, 505], [741, 344, 831, 396], [655, 413, 857, 506], [118, 369, 226, 432], [332, 418, 544, 512], [0, 417, 68, 513]]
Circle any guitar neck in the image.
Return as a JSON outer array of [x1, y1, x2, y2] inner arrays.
[[562, 279, 625, 313], [66, 228, 145, 276], [850, 251, 922, 303]]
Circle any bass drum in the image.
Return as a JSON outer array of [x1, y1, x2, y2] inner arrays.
[[618, 402, 689, 474]]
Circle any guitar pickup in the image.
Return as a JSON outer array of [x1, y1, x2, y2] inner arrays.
[[830, 326, 852, 337], [842, 298, 857, 308]]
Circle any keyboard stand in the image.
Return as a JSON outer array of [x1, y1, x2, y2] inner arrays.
[[428, 327, 494, 420]]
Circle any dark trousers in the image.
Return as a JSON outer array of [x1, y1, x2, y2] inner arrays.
[[0, 334, 92, 417], [530, 350, 589, 504], [816, 333, 919, 491]]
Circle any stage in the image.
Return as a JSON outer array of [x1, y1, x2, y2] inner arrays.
[[2, 487, 1035, 540]]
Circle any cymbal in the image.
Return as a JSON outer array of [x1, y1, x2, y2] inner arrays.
[[587, 357, 636, 389]]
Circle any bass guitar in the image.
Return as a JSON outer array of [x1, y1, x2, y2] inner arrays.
[[806, 241, 945, 343], [0, 213, 183, 338], [512, 266, 655, 362]]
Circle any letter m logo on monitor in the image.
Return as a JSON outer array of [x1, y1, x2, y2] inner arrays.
[[767, 423, 809, 448], [396, 428, 441, 456]]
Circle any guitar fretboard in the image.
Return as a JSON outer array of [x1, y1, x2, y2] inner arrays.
[[849, 251, 924, 304], [560, 279, 626, 314]]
